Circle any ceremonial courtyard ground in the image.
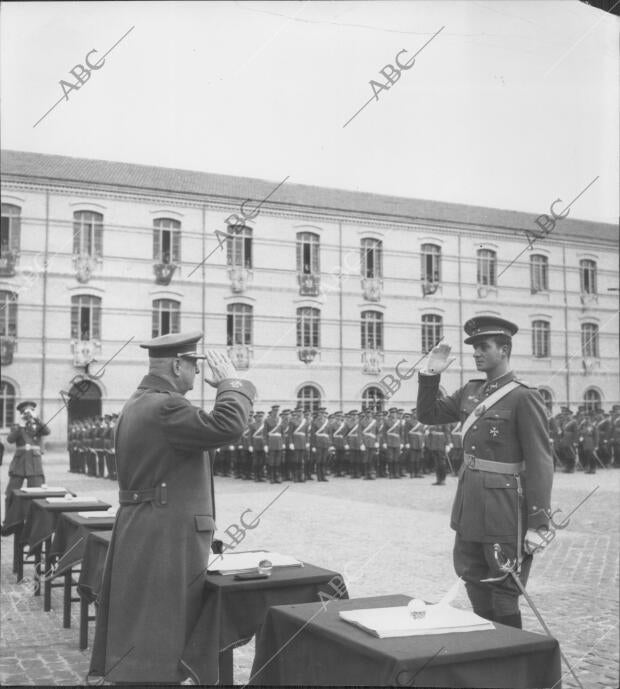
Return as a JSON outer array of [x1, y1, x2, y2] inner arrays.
[[1, 452, 618, 687]]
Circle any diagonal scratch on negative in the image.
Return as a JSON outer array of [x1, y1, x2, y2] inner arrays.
[[541, 311, 618, 386], [45, 336, 136, 426], [33, 25, 135, 128], [102, 645, 135, 680], [550, 623, 618, 689], [402, 645, 447, 686], [543, 0, 620, 78], [187, 485, 291, 589]]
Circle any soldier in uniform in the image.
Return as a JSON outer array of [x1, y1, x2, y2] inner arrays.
[[557, 408, 578, 473], [344, 410, 361, 478], [331, 411, 346, 477], [263, 405, 283, 484], [385, 408, 402, 479], [578, 411, 599, 474], [290, 408, 307, 483], [2, 401, 51, 522], [611, 405, 620, 467], [427, 424, 451, 485], [417, 316, 553, 629], [313, 408, 331, 482], [102, 415, 117, 480], [280, 409, 293, 481], [407, 410, 426, 478], [251, 411, 266, 482], [594, 410, 611, 467], [88, 331, 255, 685], [360, 407, 377, 480]]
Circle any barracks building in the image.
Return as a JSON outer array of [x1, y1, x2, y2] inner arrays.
[[1, 150, 618, 447]]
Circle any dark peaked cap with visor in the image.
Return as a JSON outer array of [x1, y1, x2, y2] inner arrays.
[[139, 331, 207, 359], [463, 316, 518, 344]]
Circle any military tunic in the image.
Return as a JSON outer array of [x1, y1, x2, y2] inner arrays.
[[89, 374, 255, 684]]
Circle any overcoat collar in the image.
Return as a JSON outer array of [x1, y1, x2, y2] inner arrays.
[[137, 373, 180, 394]]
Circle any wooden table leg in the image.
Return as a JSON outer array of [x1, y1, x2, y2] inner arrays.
[[15, 525, 24, 581], [63, 569, 72, 628], [219, 648, 234, 685], [79, 595, 89, 650], [44, 537, 53, 611], [33, 545, 42, 597]]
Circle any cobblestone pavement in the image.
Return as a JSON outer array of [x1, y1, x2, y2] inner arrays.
[[1, 453, 618, 687]]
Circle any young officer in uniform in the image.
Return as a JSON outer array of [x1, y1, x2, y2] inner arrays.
[[416, 316, 553, 629], [89, 331, 255, 685]]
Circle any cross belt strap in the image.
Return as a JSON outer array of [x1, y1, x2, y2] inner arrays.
[[463, 453, 525, 474], [460, 380, 520, 440], [119, 483, 168, 505]]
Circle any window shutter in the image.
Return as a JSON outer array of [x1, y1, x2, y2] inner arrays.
[[92, 299, 102, 340], [245, 236, 252, 268], [153, 228, 161, 261], [71, 299, 79, 339], [73, 218, 81, 254], [296, 238, 302, 273], [94, 219, 103, 258], [171, 304, 180, 333], [11, 214, 21, 252], [152, 303, 159, 338], [172, 229, 181, 263]]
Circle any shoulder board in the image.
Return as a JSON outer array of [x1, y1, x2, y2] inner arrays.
[[515, 379, 536, 389]]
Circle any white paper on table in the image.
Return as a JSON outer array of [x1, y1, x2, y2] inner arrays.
[[21, 487, 67, 493], [46, 496, 100, 503], [207, 550, 303, 574], [339, 605, 495, 638], [77, 510, 117, 519]]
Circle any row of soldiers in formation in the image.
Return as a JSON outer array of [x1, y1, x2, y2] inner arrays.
[[550, 404, 620, 473], [67, 415, 119, 479], [67, 403, 620, 483]]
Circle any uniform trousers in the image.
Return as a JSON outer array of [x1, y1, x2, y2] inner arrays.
[[453, 533, 532, 620]]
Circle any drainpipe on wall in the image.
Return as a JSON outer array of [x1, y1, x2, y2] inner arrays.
[[40, 190, 50, 418], [338, 220, 344, 409], [457, 233, 464, 388], [201, 204, 206, 409], [562, 243, 570, 407]]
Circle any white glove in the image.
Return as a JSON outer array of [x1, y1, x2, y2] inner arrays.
[[248, 446, 253, 452], [382, 443, 387, 449], [344, 444, 350, 450], [311, 447, 316, 453], [524, 528, 553, 554], [229, 445, 235, 451], [305, 443, 310, 448], [289, 443, 294, 450], [405, 443, 410, 449], [422, 343, 456, 375], [360, 444, 366, 451], [374, 442, 379, 448]]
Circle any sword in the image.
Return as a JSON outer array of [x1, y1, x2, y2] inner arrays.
[[592, 450, 606, 469], [444, 448, 455, 476], [489, 544, 584, 689]]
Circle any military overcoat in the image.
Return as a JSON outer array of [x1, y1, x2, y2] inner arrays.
[[89, 373, 255, 684]]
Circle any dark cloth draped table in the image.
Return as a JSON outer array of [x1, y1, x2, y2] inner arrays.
[[50, 512, 116, 628], [21, 498, 111, 612], [3, 488, 73, 580], [182, 560, 348, 684], [78, 531, 113, 650], [250, 594, 562, 688]]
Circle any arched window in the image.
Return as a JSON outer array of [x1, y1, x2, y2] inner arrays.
[[296, 307, 320, 348], [362, 386, 385, 413], [421, 244, 441, 284], [361, 238, 383, 279], [73, 211, 103, 257], [71, 295, 102, 341], [421, 314, 443, 354], [579, 259, 597, 295], [538, 387, 554, 413], [227, 224, 252, 269], [227, 303, 253, 345], [297, 385, 321, 411], [477, 249, 497, 286], [152, 299, 180, 338], [583, 388, 601, 412], [530, 254, 548, 292], [0, 291, 18, 338], [0, 380, 16, 427], [581, 323, 599, 358], [153, 218, 181, 264], [1, 204, 21, 257], [296, 232, 320, 275], [532, 320, 550, 358], [361, 311, 383, 350]]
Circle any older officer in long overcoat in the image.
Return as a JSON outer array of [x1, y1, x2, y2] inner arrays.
[[88, 332, 255, 685], [416, 316, 553, 629]]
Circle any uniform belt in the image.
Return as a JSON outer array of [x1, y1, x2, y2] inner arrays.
[[23, 444, 41, 451], [463, 453, 525, 474], [119, 483, 168, 505]]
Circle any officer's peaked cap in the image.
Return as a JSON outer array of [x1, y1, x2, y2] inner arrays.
[[140, 331, 206, 359], [464, 316, 518, 344], [17, 400, 37, 413]]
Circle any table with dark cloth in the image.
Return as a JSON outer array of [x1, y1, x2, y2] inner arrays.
[[3, 488, 73, 580], [49, 512, 116, 628], [250, 594, 562, 688], [22, 498, 111, 612], [181, 560, 348, 684], [78, 531, 113, 649]]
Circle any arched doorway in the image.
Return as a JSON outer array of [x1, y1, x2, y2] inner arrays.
[[67, 379, 102, 423]]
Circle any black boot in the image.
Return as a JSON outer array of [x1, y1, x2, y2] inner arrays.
[[495, 612, 522, 629], [275, 467, 282, 484], [269, 466, 276, 484]]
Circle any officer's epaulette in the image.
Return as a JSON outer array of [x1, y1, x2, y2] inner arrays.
[[515, 379, 536, 389]]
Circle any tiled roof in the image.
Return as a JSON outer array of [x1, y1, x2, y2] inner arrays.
[[1, 149, 616, 242]]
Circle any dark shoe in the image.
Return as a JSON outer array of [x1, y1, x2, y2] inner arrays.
[[495, 612, 522, 629], [432, 481, 445, 486]]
